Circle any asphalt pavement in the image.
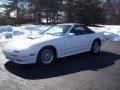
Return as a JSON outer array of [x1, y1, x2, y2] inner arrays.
[[0, 41, 120, 90]]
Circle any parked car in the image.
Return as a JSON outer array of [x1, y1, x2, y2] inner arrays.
[[3, 23, 106, 65]]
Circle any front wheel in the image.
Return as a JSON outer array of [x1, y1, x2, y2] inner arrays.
[[37, 48, 55, 65], [91, 41, 101, 54]]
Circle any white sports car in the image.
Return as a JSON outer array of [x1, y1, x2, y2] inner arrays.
[[3, 23, 106, 65]]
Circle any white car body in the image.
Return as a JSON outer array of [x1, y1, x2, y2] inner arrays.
[[3, 23, 106, 64]]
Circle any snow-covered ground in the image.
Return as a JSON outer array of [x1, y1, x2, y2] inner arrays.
[[0, 24, 120, 43], [89, 25, 120, 41], [0, 24, 52, 43]]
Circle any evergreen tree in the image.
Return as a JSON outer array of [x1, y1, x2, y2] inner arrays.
[[0, 0, 106, 25], [78, 0, 105, 25]]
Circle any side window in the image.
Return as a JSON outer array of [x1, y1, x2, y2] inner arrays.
[[70, 25, 86, 35], [82, 25, 95, 34]]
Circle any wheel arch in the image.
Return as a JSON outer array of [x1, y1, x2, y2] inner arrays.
[[93, 38, 101, 46], [90, 38, 101, 53], [37, 45, 57, 59]]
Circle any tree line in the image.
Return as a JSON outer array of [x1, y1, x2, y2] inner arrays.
[[1, 0, 119, 25]]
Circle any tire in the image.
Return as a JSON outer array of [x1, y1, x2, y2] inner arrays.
[[91, 40, 101, 54], [37, 47, 56, 65]]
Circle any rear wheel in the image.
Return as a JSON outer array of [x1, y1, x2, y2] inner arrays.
[[37, 47, 56, 65], [91, 40, 101, 54]]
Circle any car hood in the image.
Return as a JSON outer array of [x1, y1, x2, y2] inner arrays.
[[4, 34, 60, 50]]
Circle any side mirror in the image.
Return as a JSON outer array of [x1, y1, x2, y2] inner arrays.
[[68, 33, 75, 37]]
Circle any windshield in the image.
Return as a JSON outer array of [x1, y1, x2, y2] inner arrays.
[[43, 25, 71, 36]]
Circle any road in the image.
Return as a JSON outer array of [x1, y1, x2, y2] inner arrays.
[[0, 42, 120, 90]]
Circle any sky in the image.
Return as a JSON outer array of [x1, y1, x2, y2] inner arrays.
[[0, 0, 9, 5], [0, 0, 29, 13], [0, 0, 8, 13]]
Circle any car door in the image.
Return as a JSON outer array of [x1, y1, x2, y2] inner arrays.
[[65, 25, 93, 55]]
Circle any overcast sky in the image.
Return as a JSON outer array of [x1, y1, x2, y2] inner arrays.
[[0, 0, 13, 13]]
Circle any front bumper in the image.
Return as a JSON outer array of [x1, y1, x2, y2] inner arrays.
[[6, 55, 36, 64], [3, 50, 37, 64]]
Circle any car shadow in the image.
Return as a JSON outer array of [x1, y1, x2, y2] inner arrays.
[[4, 51, 120, 80]]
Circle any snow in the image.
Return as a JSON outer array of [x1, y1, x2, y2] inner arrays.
[[0, 24, 52, 43], [0, 25, 13, 33], [89, 25, 120, 41], [13, 24, 51, 35], [0, 24, 120, 43]]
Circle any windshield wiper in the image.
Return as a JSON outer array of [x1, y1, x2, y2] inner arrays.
[[46, 33, 58, 36]]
